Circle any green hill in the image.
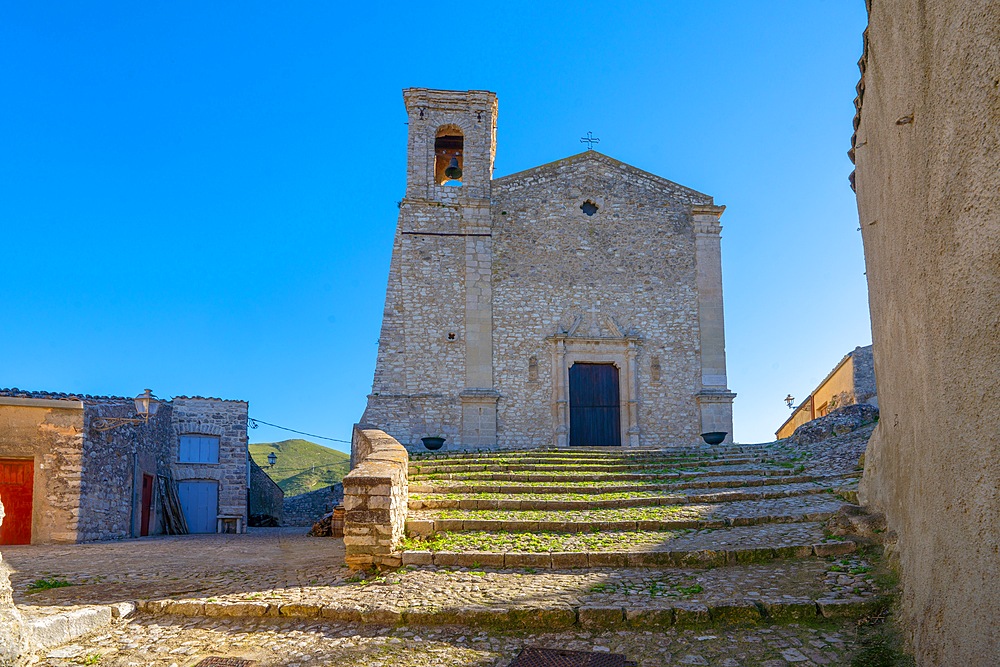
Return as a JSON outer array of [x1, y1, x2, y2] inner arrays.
[[249, 439, 350, 497]]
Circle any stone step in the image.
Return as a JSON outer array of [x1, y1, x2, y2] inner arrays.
[[406, 509, 836, 536], [137, 555, 881, 629], [406, 494, 849, 536], [398, 521, 858, 570], [409, 446, 771, 462], [408, 457, 768, 475], [408, 465, 799, 483], [408, 473, 839, 496], [408, 480, 847, 510]]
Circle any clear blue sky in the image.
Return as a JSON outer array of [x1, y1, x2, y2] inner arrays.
[[0, 2, 871, 449]]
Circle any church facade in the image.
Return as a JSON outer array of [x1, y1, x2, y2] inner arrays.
[[361, 88, 735, 449]]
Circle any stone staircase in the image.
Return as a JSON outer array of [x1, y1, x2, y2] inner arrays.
[[397, 439, 880, 627]]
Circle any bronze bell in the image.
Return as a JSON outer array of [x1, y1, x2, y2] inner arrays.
[[444, 156, 462, 180]]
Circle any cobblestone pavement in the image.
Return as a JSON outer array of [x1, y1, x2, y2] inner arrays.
[[39, 615, 858, 666]]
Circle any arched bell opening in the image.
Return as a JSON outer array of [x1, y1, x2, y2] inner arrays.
[[434, 126, 464, 186]]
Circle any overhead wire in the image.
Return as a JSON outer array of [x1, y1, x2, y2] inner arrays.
[[248, 417, 352, 445]]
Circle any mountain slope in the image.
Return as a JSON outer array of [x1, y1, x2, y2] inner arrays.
[[249, 439, 350, 497]]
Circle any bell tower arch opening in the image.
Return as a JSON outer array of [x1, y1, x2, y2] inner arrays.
[[434, 126, 464, 186]]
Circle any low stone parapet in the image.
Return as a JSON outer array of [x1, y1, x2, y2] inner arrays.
[[343, 426, 408, 570]]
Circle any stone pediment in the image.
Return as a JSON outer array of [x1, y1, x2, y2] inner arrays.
[[492, 150, 713, 205], [555, 305, 633, 339]]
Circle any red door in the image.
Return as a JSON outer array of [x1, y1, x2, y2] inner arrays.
[[0, 459, 34, 545], [140, 474, 154, 537]]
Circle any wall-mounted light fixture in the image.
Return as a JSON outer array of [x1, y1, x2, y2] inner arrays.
[[92, 389, 162, 431], [784, 394, 795, 410], [267, 452, 277, 468]]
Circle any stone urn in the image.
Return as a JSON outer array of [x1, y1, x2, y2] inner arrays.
[[700, 431, 727, 446], [421, 436, 446, 451]]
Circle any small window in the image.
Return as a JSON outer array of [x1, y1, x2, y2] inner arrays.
[[581, 200, 599, 216], [179, 435, 220, 464]]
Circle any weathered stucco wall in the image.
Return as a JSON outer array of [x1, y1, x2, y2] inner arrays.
[[0, 401, 85, 543], [853, 1, 1000, 664]]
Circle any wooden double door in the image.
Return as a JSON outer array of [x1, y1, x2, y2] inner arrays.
[[569, 363, 622, 447], [0, 459, 33, 545]]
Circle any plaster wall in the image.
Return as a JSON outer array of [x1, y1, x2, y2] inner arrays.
[[0, 403, 84, 543], [853, 2, 1000, 664]]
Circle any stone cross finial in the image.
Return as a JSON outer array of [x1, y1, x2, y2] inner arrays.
[[580, 131, 600, 150]]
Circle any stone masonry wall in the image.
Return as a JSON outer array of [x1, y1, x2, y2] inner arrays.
[[170, 398, 249, 529], [850, 345, 876, 406], [343, 427, 408, 570], [282, 483, 342, 527], [362, 89, 734, 450], [248, 457, 284, 525], [853, 2, 1000, 663], [491, 153, 713, 447], [78, 401, 174, 542]]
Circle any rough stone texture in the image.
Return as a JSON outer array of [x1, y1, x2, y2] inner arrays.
[[0, 390, 248, 543], [788, 404, 879, 445], [852, 1, 1000, 664], [343, 428, 408, 569], [248, 457, 284, 526], [361, 88, 735, 450], [282, 483, 343, 527], [0, 499, 33, 667]]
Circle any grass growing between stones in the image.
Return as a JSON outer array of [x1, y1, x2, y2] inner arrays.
[[25, 577, 74, 593], [411, 490, 682, 502], [431, 504, 701, 522], [401, 529, 678, 553], [847, 553, 915, 667]]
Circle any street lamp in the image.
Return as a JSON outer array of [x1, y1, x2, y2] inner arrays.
[[93, 389, 162, 431], [784, 394, 795, 410], [267, 452, 277, 468]]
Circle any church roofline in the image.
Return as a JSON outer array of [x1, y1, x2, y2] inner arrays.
[[492, 150, 714, 202]]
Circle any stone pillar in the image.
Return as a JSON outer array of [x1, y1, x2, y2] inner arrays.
[[0, 498, 34, 666], [625, 340, 641, 446], [460, 208, 498, 447], [693, 205, 736, 442]]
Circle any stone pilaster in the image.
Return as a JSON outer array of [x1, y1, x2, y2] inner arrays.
[[693, 205, 735, 442]]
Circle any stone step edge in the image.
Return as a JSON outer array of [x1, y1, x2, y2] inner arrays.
[[135, 594, 875, 629], [408, 486, 838, 510], [405, 511, 836, 536], [409, 474, 822, 495], [397, 541, 857, 569], [408, 468, 799, 483], [408, 458, 765, 474], [412, 443, 772, 459]]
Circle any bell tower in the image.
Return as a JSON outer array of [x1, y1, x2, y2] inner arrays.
[[393, 88, 500, 447], [402, 88, 497, 203]]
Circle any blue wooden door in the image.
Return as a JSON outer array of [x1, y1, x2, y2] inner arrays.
[[177, 481, 218, 534], [569, 363, 622, 446]]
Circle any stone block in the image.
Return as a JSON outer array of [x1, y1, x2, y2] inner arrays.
[[817, 597, 872, 619], [550, 552, 589, 569], [504, 552, 552, 569], [578, 606, 625, 630], [588, 552, 627, 567], [625, 607, 674, 629], [709, 601, 761, 625], [401, 550, 434, 566], [433, 551, 462, 566], [506, 607, 576, 631], [774, 545, 814, 559], [626, 551, 674, 568], [761, 598, 818, 622], [673, 602, 711, 627], [813, 541, 857, 557], [321, 606, 363, 622], [278, 603, 321, 618], [361, 608, 403, 625]]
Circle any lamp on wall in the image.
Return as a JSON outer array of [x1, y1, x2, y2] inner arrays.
[[92, 389, 162, 431], [267, 452, 277, 468], [784, 394, 795, 410]]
